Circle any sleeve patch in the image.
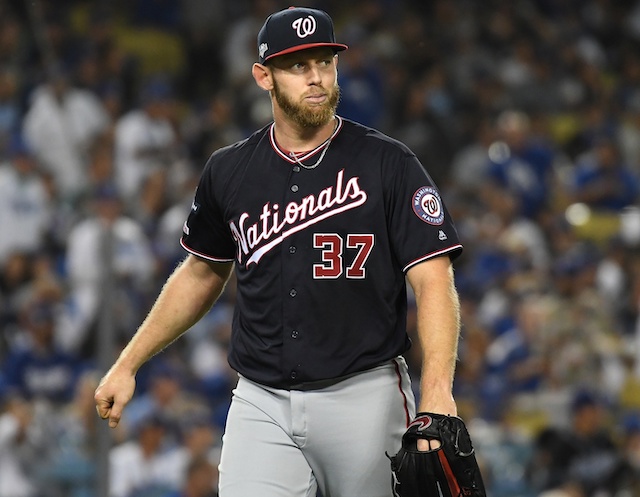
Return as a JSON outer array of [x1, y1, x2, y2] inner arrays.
[[412, 186, 445, 225]]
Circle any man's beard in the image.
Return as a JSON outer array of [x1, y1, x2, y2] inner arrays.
[[272, 80, 340, 128]]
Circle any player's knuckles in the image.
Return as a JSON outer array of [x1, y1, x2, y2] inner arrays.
[[95, 405, 109, 418]]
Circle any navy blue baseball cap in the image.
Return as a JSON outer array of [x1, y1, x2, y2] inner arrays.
[[257, 7, 348, 64]]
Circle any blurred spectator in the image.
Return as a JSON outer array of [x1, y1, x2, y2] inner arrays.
[[614, 50, 640, 172], [470, 415, 535, 497], [0, 252, 62, 364], [0, 69, 20, 154], [62, 183, 155, 355], [449, 117, 495, 192], [168, 456, 219, 497], [617, 107, 640, 176], [113, 75, 179, 203], [610, 414, 640, 494], [482, 185, 551, 272], [594, 236, 637, 336], [95, 36, 139, 115], [0, 133, 51, 266], [122, 359, 210, 440], [393, 77, 455, 186], [0, 9, 30, 83], [506, 37, 571, 113], [179, 0, 226, 101], [486, 109, 557, 220], [0, 394, 34, 497], [2, 291, 82, 404], [168, 414, 221, 496], [22, 66, 110, 202], [0, 252, 33, 343], [527, 390, 619, 496], [222, 0, 277, 88], [183, 304, 236, 430], [482, 295, 549, 420], [336, 34, 386, 128], [109, 412, 184, 497], [542, 244, 626, 396], [176, 415, 219, 464], [37, 371, 100, 497], [569, 136, 640, 212], [181, 90, 244, 166], [153, 174, 198, 277]]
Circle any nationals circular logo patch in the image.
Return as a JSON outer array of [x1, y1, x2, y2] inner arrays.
[[412, 186, 444, 225]]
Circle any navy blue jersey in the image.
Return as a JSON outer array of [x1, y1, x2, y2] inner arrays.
[[181, 117, 462, 388]]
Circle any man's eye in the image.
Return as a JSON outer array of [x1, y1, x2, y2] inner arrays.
[[292, 62, 305, 70]]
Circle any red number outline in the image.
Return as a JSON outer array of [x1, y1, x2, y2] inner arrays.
[[313, 233, 374, 279]]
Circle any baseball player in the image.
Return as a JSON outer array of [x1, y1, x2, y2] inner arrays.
[[95, 7, 464, 497]]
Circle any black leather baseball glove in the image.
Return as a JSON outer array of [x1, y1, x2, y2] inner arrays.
[[387, 412, 487, 497]]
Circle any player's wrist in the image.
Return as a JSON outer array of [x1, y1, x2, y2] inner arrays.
[[111, 353, 142, 377]]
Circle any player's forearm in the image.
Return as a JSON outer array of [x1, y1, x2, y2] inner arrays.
[[407, 257, 461, 415], [113, 255, 233, 375], [416, 295, 460, 414]]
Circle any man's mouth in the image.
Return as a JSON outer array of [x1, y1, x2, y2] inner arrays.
[[305, 93, 327, 104]]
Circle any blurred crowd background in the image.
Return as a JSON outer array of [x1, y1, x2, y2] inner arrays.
[[2, 0, 640, 496]]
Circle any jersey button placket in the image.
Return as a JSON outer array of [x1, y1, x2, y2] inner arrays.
[[281, 178, 305, 385]]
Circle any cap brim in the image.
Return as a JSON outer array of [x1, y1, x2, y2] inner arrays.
[[264, 43, 348, 62]]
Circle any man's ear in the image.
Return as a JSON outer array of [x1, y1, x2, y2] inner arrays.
[[252, 63, 273, 91]]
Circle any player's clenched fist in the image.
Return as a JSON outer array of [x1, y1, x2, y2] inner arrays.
[[94, 367, 136, 428]]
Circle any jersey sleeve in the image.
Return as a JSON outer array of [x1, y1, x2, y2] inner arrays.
[[180, 161, 236, 262], [386, 153, 462, 272]]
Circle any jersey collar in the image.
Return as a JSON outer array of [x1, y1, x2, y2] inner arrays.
[[269, 116, 343, 164]]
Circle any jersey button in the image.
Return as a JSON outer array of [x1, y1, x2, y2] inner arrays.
[[291, 330, 299, 339], [290, 371, 298, 379], [289, 289, 297, 297], [293, 165, 301, 173], [289, 245, 296, 254], [291, 184, 299, 192]]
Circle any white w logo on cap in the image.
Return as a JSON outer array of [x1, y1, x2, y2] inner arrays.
[[292, 15, 317, 38]]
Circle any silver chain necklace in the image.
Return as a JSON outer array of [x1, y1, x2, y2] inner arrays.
[[289, 118, 339, 170], [291, 138, 332, 170]]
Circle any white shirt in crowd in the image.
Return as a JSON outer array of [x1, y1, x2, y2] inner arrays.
[[58, 214, 155, 353], [114, 109, 176, 200], [0, 162, 50, 264], [0, 413, 34, 497], [22, 84, 109, 198], [108, 440, 184, 497]]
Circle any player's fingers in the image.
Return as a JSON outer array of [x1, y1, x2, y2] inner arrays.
[[107, 401, 124, 428], [417, 438, 442, 451], [95, 397, 112, 420]]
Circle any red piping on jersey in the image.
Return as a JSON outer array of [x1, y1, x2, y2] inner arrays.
[[393, 358, 411, 427], [269, 116, 343, 163], [403, 244, 463, 273], [180, 239, 235, 263]]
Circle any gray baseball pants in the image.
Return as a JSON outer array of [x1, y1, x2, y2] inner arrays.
[[218, 357, 416, 497]]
